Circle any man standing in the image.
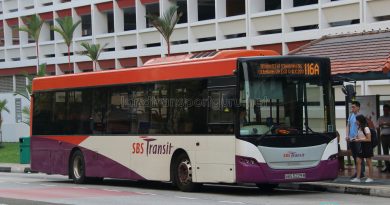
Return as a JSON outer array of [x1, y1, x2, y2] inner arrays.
[[346, 101, 365, 178], [379, 104, 390, 172]]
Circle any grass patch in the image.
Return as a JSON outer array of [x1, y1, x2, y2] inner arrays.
[[0, 142, 20, 163]]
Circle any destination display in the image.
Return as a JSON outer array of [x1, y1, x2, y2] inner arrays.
[[256, 62, 321, 77]]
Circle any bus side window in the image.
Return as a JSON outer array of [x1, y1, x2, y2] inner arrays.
[[207, 89, 234, 134]]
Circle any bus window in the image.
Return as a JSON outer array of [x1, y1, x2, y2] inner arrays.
[[53, 91, 66, 134], [150, 83, 168, 134], [129, 84, 152, 134], [91, 89, 108, 134], [32, 92, 54, 135], [208, 88, 234, 134], [169, 80, 208, 134], [107, 87, 130, 134], [67, 90, 93, 135]]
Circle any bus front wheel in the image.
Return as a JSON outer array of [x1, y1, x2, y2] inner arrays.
[[70, 150, 87, 184], [173, 153, 200, 192]]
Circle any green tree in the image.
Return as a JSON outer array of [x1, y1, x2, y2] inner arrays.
[[0, 99, 10, 134], [18, 15, 44, 72], [145, 5, 182, 56], [52, 16, 81, 71], [79, 42, 107, 71]]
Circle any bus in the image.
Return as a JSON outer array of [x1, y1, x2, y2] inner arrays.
[[31, 50, 338, 192]]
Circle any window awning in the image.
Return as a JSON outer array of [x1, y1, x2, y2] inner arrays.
[[96, 2, 113, 12], [77, 61, 93, 71], [119, 57, 137, 68], [39, 12, 53, 21], [57, 9, 72, 18], [75, 6, 91, 16], [289, 31, 390, 80], [99, 59, 116, 70], [46, 64, 56, 74], [0, 66, 36, 76], [140, 0, 159, 5], [6, 18, 18, 27], [58, 63, 74, 72], [117, 0, 135, 8]]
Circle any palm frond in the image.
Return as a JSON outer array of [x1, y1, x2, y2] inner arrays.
[[145, 5, 182, 55], [19, 15, 44, 41], [0, 100, 10, 114], [80, 42, 107, 62], [52, 16, 81, 46]]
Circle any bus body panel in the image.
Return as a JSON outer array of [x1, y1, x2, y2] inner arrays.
[[32, 135, 236, 183], [194, 135, 236, 183]]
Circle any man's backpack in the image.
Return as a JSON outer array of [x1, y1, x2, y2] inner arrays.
[[364, 127, 378, 148]]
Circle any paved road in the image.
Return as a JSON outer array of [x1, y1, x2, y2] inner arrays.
[[0, 172, 388, 205]]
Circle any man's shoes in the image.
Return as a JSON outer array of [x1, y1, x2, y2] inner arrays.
[[350, 174, 357, 179], [350, 178, 361, 183], [365, 178, 374, 183]]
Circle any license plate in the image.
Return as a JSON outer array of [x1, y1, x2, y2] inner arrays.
[[285, 173, 306, 179]]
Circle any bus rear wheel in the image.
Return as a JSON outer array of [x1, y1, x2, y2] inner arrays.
[[173, 153, 200, 192], [70, 150, 87, 184]]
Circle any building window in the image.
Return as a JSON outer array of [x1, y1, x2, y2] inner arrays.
[[0, 27, 4, 46], [0, 76, 13, 92], [226, 0, 245, 17], [48, 21, 55, 41], [124, 7, 136, 31], [15, 98, 22, 123], [177, 0, 188, 24], [265, 0, 281, 11], [11, 26, 20, 45], [375, 15, 390, 22], [198, 0, 215, 21], [329, 19, 360, 27], [293, 0, 318, 7], [146, 3, 160, 28], [107, 11, 114, 33], [293, 24, 318, 31], [15, 75, 27, 94], [81, 15, 92, 36]]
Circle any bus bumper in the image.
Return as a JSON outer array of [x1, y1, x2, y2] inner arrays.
[[235, 156, 339, 183]]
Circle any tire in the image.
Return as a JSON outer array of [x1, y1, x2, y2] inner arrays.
[[70, 150, 87, 184], [172, 153, 201, 192], [256, 183, 278, 192]]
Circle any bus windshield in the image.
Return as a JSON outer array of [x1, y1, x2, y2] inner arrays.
[[239, 58, 334, 136]]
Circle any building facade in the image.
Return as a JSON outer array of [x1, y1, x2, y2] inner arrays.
[[1, 0, 390, 141]]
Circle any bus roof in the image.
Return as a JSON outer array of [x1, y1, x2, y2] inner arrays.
[[32, 50, 278, 92]]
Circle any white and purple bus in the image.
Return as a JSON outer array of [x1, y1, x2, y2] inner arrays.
[[31, 50, 338, 192]]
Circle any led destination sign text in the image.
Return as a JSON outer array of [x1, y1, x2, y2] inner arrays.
[[257, 63, 320, 76]]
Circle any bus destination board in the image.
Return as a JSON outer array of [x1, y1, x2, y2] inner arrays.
[[257, 63, 320, 77]]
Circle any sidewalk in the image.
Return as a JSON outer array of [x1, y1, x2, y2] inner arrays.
[[1, 163, 390, 197], [281, 165, 390, 198]]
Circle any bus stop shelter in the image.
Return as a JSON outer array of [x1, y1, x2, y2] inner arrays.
[[289, 31, 390, 80]]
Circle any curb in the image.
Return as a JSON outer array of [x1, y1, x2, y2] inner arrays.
[[0, 166, 34, 173], [280, 182, 390, 198]]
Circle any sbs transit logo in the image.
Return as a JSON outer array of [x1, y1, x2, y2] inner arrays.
[[283, 151, 305, 159], [132, 136, 173, 156]]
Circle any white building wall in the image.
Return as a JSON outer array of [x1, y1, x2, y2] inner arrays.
[[0, 0, 389, 141]]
